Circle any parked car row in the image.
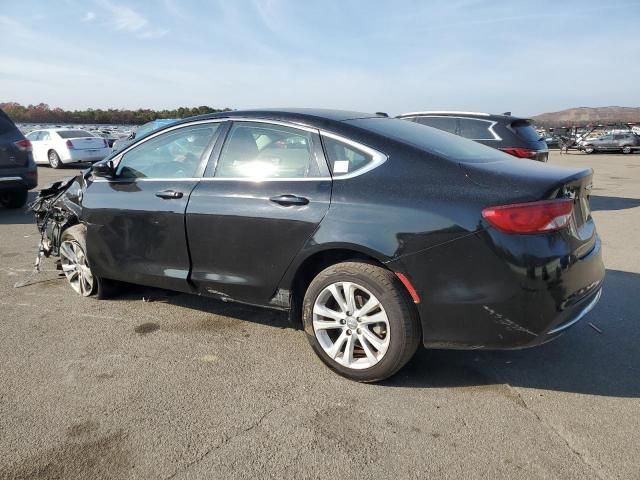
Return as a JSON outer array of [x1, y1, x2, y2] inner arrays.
[[31, 108, 604, 382]]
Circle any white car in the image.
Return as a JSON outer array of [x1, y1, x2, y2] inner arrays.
[[25, 128, 112, 168]]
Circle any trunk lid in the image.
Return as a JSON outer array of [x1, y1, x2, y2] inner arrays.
[[66, 136, 107, 150]]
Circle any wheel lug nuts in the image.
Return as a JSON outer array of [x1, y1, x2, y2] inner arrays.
[[356, 328, 361, 334], [340, 319, 346, 325], [346, 330, 352, 335]]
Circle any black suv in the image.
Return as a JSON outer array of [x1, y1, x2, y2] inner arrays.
[[0, 109, 37, 208], [397, 111, 549, 162]]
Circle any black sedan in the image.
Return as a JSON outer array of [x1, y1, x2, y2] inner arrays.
[[31, 109, 604, 382]]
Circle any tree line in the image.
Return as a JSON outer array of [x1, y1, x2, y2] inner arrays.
[[0, 102, 233, 125]]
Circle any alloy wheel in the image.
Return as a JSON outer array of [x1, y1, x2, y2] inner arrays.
[[60, 240, 95, 296], [312, 281, 390, 369], [48, 151, 61, 168]]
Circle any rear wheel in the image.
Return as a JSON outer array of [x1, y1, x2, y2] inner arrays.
[[60, 225, 116, 299], [48, 150, 62, 169], [0, 189, 28, 208], [622, 145, 632, 154], [302, 261, 421, 382], [583, 145, 595, 154]]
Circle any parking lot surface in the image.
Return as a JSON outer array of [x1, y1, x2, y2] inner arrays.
[[1, 151, 638, 479]]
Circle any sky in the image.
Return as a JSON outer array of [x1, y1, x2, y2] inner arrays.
[[1, 0, 639, 116]]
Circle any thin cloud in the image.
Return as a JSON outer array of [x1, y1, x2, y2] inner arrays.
[[95, 0, 168, 39], [82, 11, 96, 22]]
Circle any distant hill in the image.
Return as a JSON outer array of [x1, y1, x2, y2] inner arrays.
[[532, 106, 640, 127]]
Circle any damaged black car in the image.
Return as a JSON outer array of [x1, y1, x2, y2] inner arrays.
[[31, 109, 605, 382]]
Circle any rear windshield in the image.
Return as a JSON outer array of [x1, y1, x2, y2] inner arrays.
[[56, 130, 94, 139], [347, 117, 509, 163], [511, 121, 542, 143]]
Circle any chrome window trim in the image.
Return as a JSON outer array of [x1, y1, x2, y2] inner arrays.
[[225, 117, 319, 134], [320, 131, 388, 180], [102, 117, 386, 182], [92, 177, 332, 183], [407, 115, 502, 141], [0, 176, 23, 182]]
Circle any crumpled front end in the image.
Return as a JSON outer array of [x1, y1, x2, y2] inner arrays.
[[30, 175, 83, 260]]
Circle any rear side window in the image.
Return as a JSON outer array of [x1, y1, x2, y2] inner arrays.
[[458, 118, 495, 140], [215, 122, 322, 178], [57, 130, 95, 139], [414, 116, 458, 134], [511, 122, 542, 143], [348, 117, 510, 164], [322, 136, 375, 175]]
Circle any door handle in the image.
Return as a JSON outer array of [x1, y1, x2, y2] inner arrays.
[[155, 190, 183, 199], [269, 194, 309, 206]]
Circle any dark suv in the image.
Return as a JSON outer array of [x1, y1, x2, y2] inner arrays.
[[397, 111, 549, 162], [0, 109, 37, 208]]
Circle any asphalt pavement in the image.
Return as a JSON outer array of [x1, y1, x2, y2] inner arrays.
[[0, 151, 638, 479]]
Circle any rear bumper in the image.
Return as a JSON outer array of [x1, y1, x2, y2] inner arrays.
[[0, 167, 38, 191], [61, 148, 111, 164], [388, 229, 605, 350]]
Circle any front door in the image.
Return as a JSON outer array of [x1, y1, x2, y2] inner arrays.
[[81, 121, 222, 291], [186, 120, 332, 305]]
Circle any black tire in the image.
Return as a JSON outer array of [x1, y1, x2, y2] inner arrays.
[[622, 145, 632, 154], [302, 261, 421, 382], [48, 150, 62, 169], [583, 145, 595, 154], [60, 224, 117, 299], [0, 189, 28, 209]]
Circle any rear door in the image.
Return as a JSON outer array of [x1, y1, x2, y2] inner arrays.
[[186, 120, 332, 305], [82, 121, 222, 291]]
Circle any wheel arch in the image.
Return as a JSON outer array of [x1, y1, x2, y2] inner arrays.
[[283, 245, 393, 327]]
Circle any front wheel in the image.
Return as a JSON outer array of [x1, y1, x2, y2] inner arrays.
[[622, 145, 632, 154], [583, 145, 595, 154], [60, 225, 116, 299], [302, 261, 421, 382]]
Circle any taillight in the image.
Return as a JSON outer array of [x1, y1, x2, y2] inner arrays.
[[500, 147, 538, 159], [482, 199, 573, 234], [66, 140, 74, 149], [14, 139, 32, 152]]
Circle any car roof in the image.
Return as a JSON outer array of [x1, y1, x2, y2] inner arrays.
[[174, 109, 382, 129], [397, 111, 531, 123]]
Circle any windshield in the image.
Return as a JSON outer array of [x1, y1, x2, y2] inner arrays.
[[348, 117, 510, 163], [57, 130, 94, 139]]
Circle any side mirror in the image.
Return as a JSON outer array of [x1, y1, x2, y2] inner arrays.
[[92, 160, 114, 178]]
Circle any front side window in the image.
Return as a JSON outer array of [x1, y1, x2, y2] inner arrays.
[[115, 123, 219, 179], [26, 131, 41, 141], [215, 122, 320, 178], [40, 132, 51, 141], [458, 118, 495, 140]]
